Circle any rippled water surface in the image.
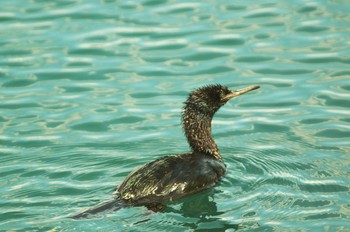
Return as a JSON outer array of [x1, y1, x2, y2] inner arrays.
[[1, 0, 350, 231]]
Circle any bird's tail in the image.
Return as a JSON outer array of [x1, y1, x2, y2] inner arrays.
[[69, 197, 127, 219]]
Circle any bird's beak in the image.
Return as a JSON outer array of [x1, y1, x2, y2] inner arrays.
[[222, 85, 260, 102]]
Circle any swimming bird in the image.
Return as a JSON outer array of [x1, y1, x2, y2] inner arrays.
[[71, 84, 259, 218]]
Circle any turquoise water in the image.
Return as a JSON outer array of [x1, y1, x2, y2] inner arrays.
[[1, 0, 350, 231]]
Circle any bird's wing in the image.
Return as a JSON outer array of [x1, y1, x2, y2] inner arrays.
[[115, 154, 224, 205]]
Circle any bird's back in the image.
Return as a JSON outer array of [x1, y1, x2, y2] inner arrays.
[[114, 152, 226, 206]]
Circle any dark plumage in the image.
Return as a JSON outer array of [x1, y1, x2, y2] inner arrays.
[[71, 84, 259, 218]]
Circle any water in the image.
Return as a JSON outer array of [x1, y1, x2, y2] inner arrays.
[[1, 0, 349, 231]]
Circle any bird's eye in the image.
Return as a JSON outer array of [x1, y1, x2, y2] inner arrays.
[[219, 91, 226, 99]]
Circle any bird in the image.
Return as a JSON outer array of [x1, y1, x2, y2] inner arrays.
[[71, 84, 260, 219]]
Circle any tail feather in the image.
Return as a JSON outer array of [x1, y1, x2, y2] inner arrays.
[[70, 198, 127, 219]]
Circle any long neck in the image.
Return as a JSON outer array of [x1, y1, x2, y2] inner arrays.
[[182, 106, 222, 160]]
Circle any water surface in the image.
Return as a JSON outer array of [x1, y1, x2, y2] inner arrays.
[[1, 0, 349, 231]]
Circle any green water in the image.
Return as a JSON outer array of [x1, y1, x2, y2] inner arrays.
[[1, 0, 350, 231]]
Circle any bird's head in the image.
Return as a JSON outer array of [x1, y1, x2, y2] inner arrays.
[[184, 84, 260, 116]]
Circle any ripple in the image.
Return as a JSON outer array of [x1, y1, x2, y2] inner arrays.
[[297, 6, 318, 13], [0, 102, 41, 109], [304, 213, 342, 220], [65, 61, 92, 68], [141, 43, 187, 51], [187, 66, 233, 75], [20, 169, 47, 178], [331, 70, 350, 77], [227, 146, 313, 180], [315, 129, 350, 138], [234, 56, 274, 63], [139, 70, 174, 77], [53, 186, 89, 196], [148, 30, 204, 39], [68, 48, 116, 57], [73, 171, 106, 181], [253, 68, 313, 75], [2, 79, 35, 87], [107, 116, 145, 124], [293, 199, 331, 208], [1, 167, 27, 178], [299, 118, 329, 125], [70, 122, 109, 132], [294, 57, 347, 64], [0, 116, 7, 122], [225, 5, 246, 11], [201, 38, 245, 46], [299, 180, 349, 193], [295, 25, 329, 33], [254, 123, 290, 133], [47, 171, 72, 179], [316, 94, 348, 108], [0, 49, 33, 56], [225, 24, 251, 30], [0, 211, 30, 223], [245, 12, 279, 19], [142, 0, 167, 7], [130, 92, 159, 98], [182, 51, 228, 61], [78, 27, 178, 40]]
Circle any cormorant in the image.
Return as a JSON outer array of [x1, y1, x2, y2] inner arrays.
[[71, 84, 259, 218]]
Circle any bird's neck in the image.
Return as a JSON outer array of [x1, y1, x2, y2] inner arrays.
[[182, 108, 222, 160]]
